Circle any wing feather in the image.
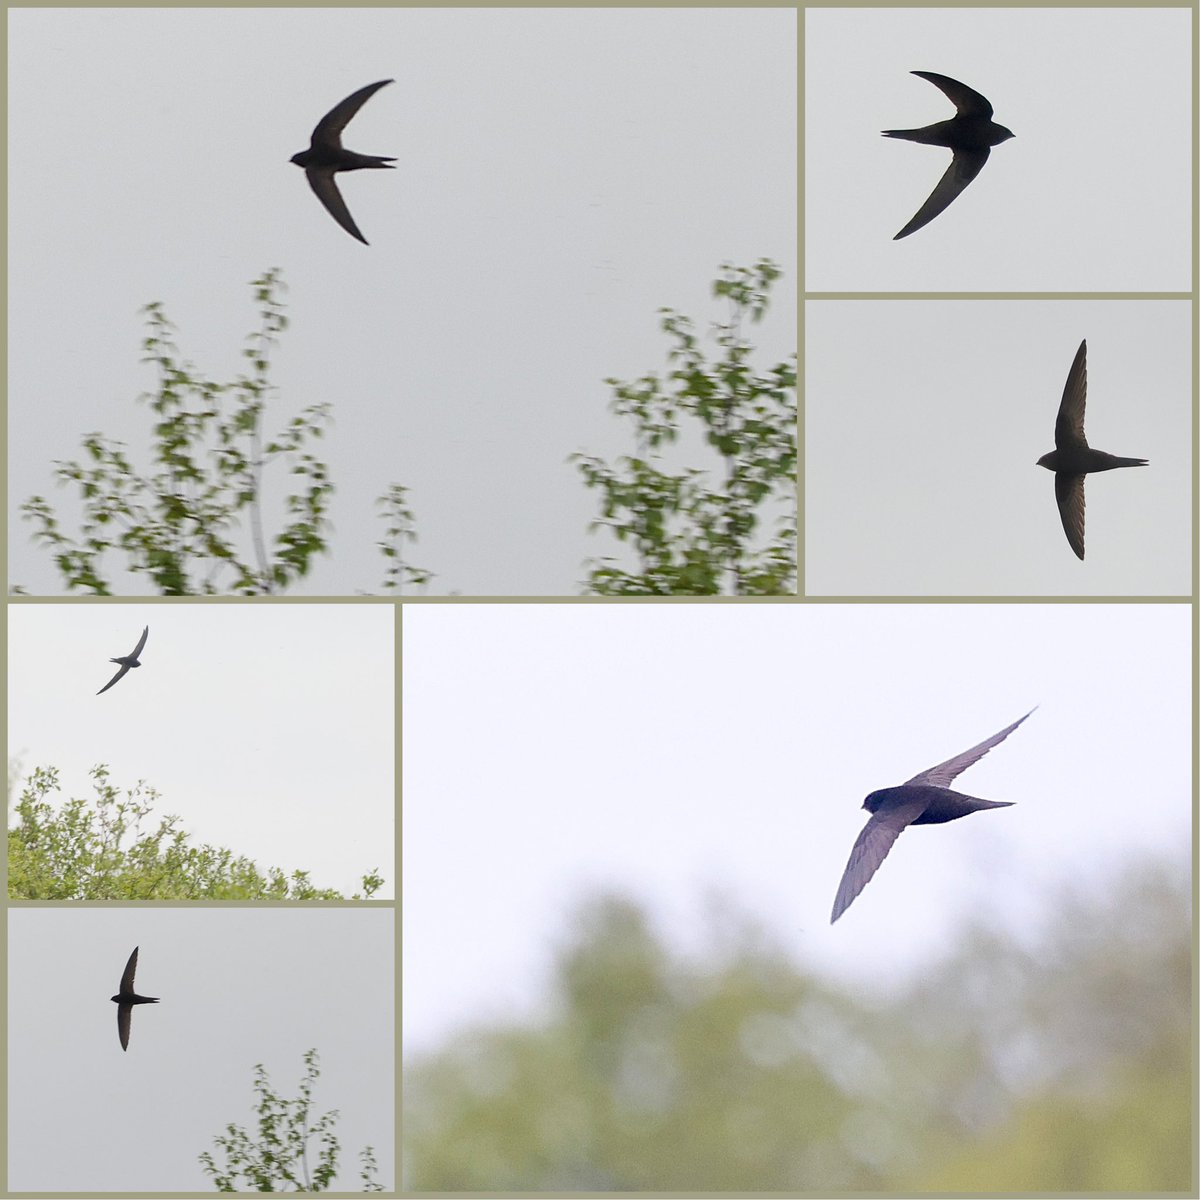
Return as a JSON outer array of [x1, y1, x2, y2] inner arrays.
[[831, 801, 925, 923], [905, 710, 1035, 788]]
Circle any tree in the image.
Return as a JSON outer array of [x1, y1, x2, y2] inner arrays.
[[8, 764, 383, 900], [18, 270, 430, 595], [19, 264, 793, 596], [573, 260, 797, 595], [405, 894, 869, 1191], [199, 1049, 384, 1192], [403, 869, 1190, 1191]]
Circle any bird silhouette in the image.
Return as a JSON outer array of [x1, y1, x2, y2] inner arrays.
[[96, 626, 149, 695], [290, 79, 395, 244], [1036, 339, 1148, 560], [831, 710, 1033, 923], [883, 71, 1014, 240], [111, 946, 159, 1051]]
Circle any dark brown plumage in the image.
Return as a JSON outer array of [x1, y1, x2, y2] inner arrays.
[[96, 626, 149, 695], [831, 710, 1032, 923], [290, 79, 395, 245], [883, 71, 1014, 240], [1036, 340, 1148, 560], [111, 946, 159, 1052]]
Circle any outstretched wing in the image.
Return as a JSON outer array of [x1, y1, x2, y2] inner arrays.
[[97, 663, 131, 696], [905, 710, 1035, 788], [117, 1002, 132, 1051], [893, 147, 990, 240], [1054, 473, 1087, 560], [305, 168, 368, 245], [311, 79, 393, 150], [831, 799, 926, 923], [129, 625, 150, 660], [119, 946, 140, 993], [1054, 339, 1089, 451], [911, 71, 994, 118]]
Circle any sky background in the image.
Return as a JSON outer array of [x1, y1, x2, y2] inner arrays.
[[7, 7, 797, 597], [402, 602, 1191, 1057], [805, 6, 1192, 291], [8, 906, 394, 1191], [805, 299, 1192, 595], [8, 603, 395, 897]]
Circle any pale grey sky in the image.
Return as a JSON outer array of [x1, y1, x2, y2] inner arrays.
[[8, 603, 394, 897], [402, 602, 1191, 1055], [7, 6, 797, 597], [805, 299, 1192, 595], [806, 6, 1192, 290], [8, 906, 394, 1191]]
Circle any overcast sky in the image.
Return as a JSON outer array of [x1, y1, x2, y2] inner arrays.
[[7, 6, 797, 597], [8, 906, 393, 1191], [402, 602, 1191, 1056], [805, 6, 1191, 291], [805, 298, 1192, 595], [8, 603, 394, 897]]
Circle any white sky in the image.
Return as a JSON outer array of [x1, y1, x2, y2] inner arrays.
[[806, 6, 1192, 291], [805, 299, 1192, 595], [8, 604, 395, 897], [402, 602, 1191, 1055], [8, 906, 394, 1191], [7, 7, 798, 597]]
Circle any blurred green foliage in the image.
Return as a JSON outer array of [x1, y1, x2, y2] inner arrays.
[[17, 270, 432, 596], [199, 1048, 384, 1191], [572, 259, 797, 595], [9, 764, 384, 900], [404, 867, 1191, 1191]]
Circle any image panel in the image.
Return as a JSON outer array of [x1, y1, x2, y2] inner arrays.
[[9, 7, 796, 597], [805, 6, 1191, 292], [805, 298, 1191, 596], [401, 602, 1191, 1192], [8, 603, 395, 899], [8, 906, 395, 1192]]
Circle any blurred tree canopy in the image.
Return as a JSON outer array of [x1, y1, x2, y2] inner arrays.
[[403, 867, 1191, 1191], [8, 764, 384, 900]]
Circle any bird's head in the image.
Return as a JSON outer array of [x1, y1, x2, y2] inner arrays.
[[862, 787, 894, 813], [1036, 452, 1055, 470]]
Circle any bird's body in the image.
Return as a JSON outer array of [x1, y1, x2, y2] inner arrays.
[[831, 710, 1033, 923], [864, 784, 1013, 825], [883, 71, 1013, 240], [290, 79, 395, 244], [1036, 446, 1148, 474], [111, 946, 159, 1052], [1036, 339, 1148, 560], [883, 115, 1005, 152], [97, 626, 149, 695]]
